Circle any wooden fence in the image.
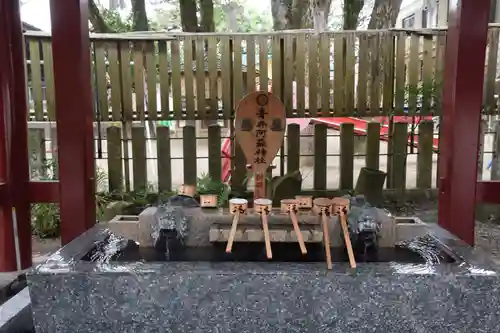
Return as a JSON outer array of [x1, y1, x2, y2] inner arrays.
[[22, 28, 500, 195]]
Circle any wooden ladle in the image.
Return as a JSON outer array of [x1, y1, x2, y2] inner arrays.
[[332, 197, 356, 269], [281, 199, 307, 254], [313, 197, 334, 270], [225, 198, 248, 253], [254, 198, 273, 259]]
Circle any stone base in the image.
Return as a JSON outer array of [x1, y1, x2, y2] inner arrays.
[[27, 223, 500, 333]]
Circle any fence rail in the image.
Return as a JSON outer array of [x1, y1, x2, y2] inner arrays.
[[22, 27, 500, 122], [22, 28, 500, 194]]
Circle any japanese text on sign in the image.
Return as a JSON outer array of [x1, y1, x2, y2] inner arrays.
[[254, 94, 268, 165]]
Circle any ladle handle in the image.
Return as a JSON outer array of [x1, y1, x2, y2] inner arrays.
[[290, 211, 307, 254], [321, 214, 332, 270], [340, 211, 357, 268], [226, 211, 240, 253], [262, 213, 273, 259]]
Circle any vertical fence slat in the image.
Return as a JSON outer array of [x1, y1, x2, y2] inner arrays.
[[308, 35, 318, 116], [366, 122, 380, 170], [28, 40, 44, 120], [296, 34, 306, 117], [391, 122, 407, 192], [491, 121, 500, 179], [107, 42, 122, 121], [208, 125, 221, 182], [417, 120, 434, 188], [195, 36, 206, 118], [183, 37, 195, 119], [421, 36, 433, 115], [50, 127, 59, 178], [344, 33, 355, 115], [320, 34, 330, 116], [94, 42, 109, 121], [272, 36, 282, 97], [122, 122, 131, 192], [394, 32, 406, 113], [258, 36, 268, 91], [207, 36, 218, 117], [41, 41, 55, 121], [333, 34, 344, 115], [107, 126, 123, 192], [382, 33, 394, 114], [183, 125, 197, 185], [158, 40, 170, 119], [369, 34, 381, 115], [221, 36, 232, 119], [133, 42, 146, 121], [283, 35, 294, 116], [340, 123, 354, 190], [131, 126, 147, 190], [119, 42, 133, 121], [357, 34, 368, 115], [407, 35, 420, 115], [287, 124, 300, 172], [485, 29, 499, 114], [434, 35, 446, 114], [145, 41, 158, 120], [171, 39, 182, 119], [313, 123, 327, 190], [245, 36, 256, 93], [232, 140, 247, 191], [28, 128, 46, 178], [157, 126, 172, 192], [233, 36, 243, 107]]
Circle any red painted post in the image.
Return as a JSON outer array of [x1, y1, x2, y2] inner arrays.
[[7, 0, 33, 269], [438, 0, 490, 245], [49, 0, 96, 244], [0, 1, 17, 272]]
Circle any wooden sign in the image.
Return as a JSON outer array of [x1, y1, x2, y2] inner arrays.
[[234, 91, 286, 174]]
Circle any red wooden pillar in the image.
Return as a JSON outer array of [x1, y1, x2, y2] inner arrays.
[[49, 0, 96, 244], [7, 0, 32, 269], [0, 0, 18, 272], [438, 0, 490, 245]]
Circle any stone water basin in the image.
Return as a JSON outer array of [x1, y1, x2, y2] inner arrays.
[[26, 206, 500, 332]]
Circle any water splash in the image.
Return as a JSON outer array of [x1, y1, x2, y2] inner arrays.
[[397, 234, 442, 265], [90, 232, 138, 264]]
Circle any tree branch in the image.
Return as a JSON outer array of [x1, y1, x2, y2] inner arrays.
[[88, 0, 112, 33]]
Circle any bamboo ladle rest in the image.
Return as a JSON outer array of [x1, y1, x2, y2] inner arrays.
[[313, 197, 334, 269], [254, 198, 273, 259], [280, 199, 307, 254], [332, 197, 357, 268], [225, 198, 248, 253]]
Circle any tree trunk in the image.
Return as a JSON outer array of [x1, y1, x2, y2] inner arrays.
[[342, 0, 364, 30], [180, 0, 199, 32], [367, 0, 403, 29], [131, 0, 149, 31], [271, 0, 331, 30], [199, 0, 215, 32]]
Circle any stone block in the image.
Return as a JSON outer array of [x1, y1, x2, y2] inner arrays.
[[106, 215, 139, 241], [138, 207, 157, 246], [395, 217, 429, 243]]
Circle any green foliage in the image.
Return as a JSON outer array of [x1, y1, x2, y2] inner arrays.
[[99, 8, 134, 32], [31, 203, 60, 239], [31, 160, 110, 238], [196, 173, 231, 207]]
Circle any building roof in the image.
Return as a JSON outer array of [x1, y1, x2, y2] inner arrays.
[[22, 21, 43, 32]]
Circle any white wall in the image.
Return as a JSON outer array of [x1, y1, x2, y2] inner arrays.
[[396, 0, 441, 29]]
